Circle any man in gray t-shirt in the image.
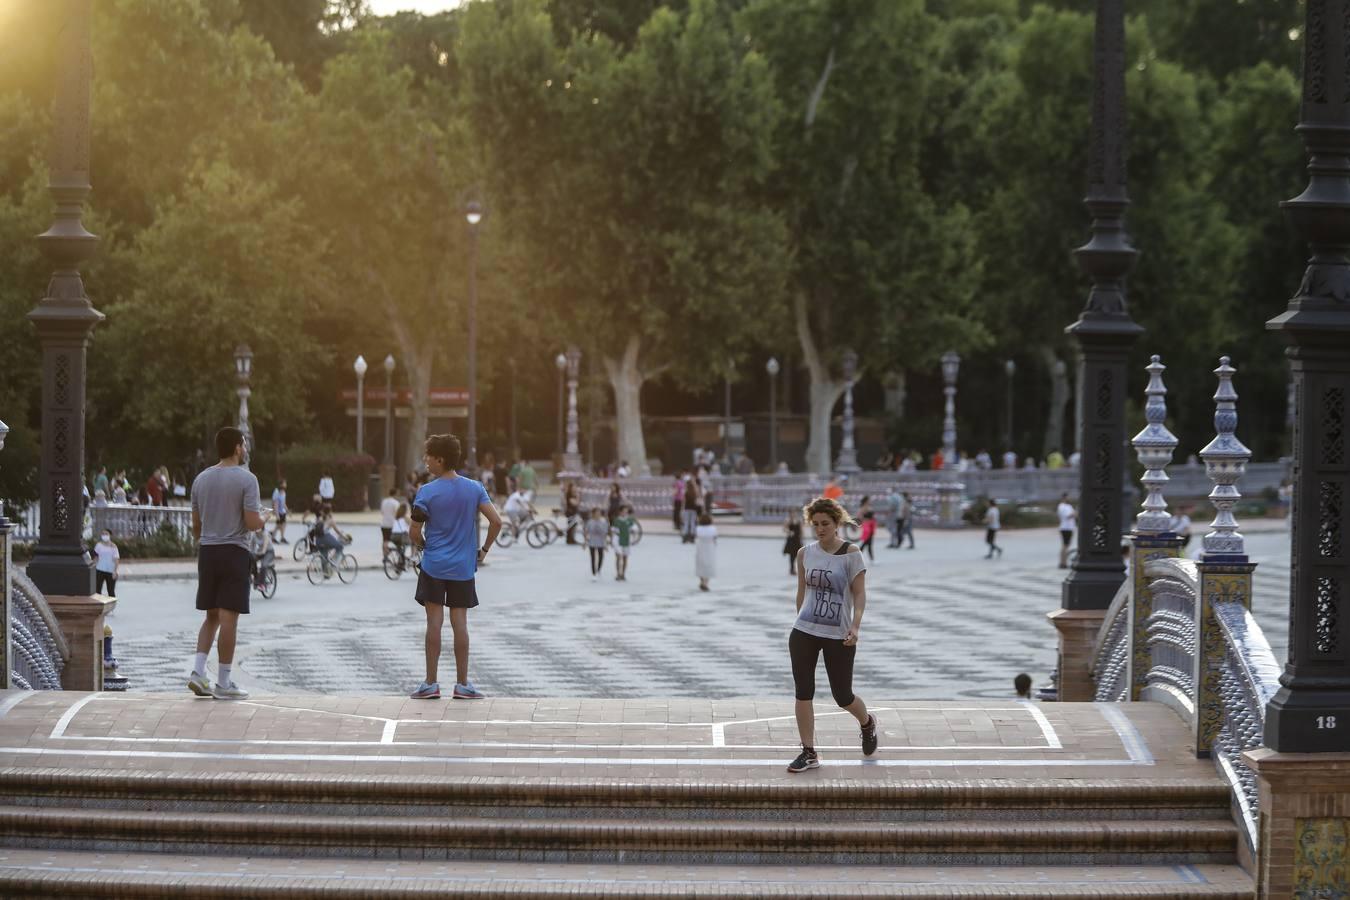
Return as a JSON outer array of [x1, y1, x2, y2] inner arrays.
[[187, 427, 268, 701]]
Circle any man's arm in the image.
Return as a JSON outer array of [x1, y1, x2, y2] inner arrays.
[[479, 502, 503, 561], [191, 509, 202, 542]]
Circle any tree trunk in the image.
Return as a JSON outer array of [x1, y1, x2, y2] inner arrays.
[[602, 335, 651, 477], [883, 370, 907, 418], [388, 311, 434, 478], [1039, 344, 1071, 460], [795, 292, 845, 475]]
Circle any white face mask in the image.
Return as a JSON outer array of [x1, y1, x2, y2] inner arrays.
[[100, 533, 111, 543]]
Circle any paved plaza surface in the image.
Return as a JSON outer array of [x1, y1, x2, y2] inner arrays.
[[104, 520, 1293, 701]]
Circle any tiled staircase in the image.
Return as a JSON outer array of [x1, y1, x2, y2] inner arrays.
[[0, 769, 1254, 897]]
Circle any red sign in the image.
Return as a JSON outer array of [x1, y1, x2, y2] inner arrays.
[[339, 388, 469, 405]]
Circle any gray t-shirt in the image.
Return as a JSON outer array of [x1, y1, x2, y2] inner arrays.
[[794, 541, 867, 640], [191, 464, 262, 550]]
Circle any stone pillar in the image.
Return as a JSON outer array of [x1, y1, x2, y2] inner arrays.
[[1047, 608, 1108, 702], [561, 345, 583, 476], [1244, 748, 1350, 898], [835, 350, 860, 474], [26, 0, 104, 599], [44, 593, 115, 691], [1264, 0, 1350, 754], [1061, 0, 1143, 614]]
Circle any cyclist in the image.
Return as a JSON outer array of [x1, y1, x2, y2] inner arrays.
[[389, 502, 412, 567], [503, 484, 535, 533]]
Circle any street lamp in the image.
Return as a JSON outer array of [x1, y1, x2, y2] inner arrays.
[[383, 354, 395, 467], [836, 350, 860, 473], [465, 198, 484, 473], [561, 346, 583, 476], [940, 351, 961, 468], [1004, 359, 1016, 453], [766, 357, 780, 472], [555, 352, 567, 461], [353, 355, 368, 455], [234, 343, 253, 466]]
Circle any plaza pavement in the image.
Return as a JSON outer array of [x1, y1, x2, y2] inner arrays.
[[103, 518, 1293, 702]]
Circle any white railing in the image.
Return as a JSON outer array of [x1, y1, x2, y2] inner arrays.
[[91, 503, 193, 542]]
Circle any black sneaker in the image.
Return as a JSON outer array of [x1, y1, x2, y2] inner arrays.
[[787, 746, 819, 773], [861, 714, 879, 756]]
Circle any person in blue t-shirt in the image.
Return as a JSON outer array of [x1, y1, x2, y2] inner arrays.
[[408, 433, 502, 700]]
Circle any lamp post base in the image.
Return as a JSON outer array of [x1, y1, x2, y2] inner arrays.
[[26, 552, 95, 599], [1060, 564, 1125, 612], [1263, 686, 1350, 753]]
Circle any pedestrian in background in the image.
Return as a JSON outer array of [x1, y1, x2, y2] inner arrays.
[[783, 512, 803, 575], [612, 504, 636, 582], [885, 486, 903, 548], [857, 495, 877, 563], [671, 471, 685, 531], [899, 492, 916, 549], [94, 528, 119, 598], [681, 475, 700, 543], [318, 471, 335, 506], [1056, 493, 1076, 569], [586, 507, 608, 581], [983, 499, 1003, 559], [695, 513, 717, 591], [271, 479, 289, 544]]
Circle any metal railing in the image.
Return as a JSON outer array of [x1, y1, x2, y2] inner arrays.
[[1089, 579, 1131, 703], [10, 570, 67, 690], [91, 502, 193, 542], [1139, 559, 1199, 723]]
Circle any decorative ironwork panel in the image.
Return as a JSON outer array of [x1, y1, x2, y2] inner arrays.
[[52, 484, 68, 532], [53, 354, 70, 406], [1316, 575, 1341, 654], [1096, 370, 1114, 420], [1325, 386, 1345, 465], [1308, 0, 1330, 104], [52, 417, 68, 469], [1321, 481, 1344, 557], [1095, 432, 1112, 487], [1091, 497, 1111, 551]]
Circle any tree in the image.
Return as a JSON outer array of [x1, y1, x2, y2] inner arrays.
[[460, 0, 787, 473], [740, 0, 987, 474]]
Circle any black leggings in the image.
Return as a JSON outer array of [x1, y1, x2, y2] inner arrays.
[[589, 547, 605, 575], [859, 533, 875, 560], [95, 571, 116, 597], [789, 628, 856, 707]]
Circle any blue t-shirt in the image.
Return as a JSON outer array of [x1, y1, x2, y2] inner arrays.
[[413, 475, 491, 581]]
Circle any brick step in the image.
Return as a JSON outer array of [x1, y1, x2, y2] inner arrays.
[[0, 806, 1238, 866], [0, 769, 1234, 821], [0, 850, 1256, 898]]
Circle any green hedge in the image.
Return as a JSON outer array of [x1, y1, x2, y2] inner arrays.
[[962, 497, 1059, 529], [254, 442, 376, 512]]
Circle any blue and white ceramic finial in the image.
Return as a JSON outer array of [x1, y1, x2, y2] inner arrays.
[[1199, 356, 1251, 560], [1131, 355, 1178, 534]]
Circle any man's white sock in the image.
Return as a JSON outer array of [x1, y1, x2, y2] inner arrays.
[[193, 652, 208, 676], [217, 664, 231, 686]]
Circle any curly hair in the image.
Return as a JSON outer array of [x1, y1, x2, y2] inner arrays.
[[802, 496, 856, 527]]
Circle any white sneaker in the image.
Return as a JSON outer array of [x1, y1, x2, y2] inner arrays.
[[211, 681, 250, 700], [187, 671, 211, 697]]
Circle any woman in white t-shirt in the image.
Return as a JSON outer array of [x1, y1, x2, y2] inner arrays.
[[93, 530, 120, 598], [786, 497, 877, 773], [1056, 493, 1076, 569], [694, 514, 717, 591]]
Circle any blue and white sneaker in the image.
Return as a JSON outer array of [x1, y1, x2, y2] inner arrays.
[[453, 682, 485, 700], [410, 682, 440, 700]]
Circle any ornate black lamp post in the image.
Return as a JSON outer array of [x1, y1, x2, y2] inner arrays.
[[383, 354, 395, 467], [836, 350, 860, 474], [27, 0, 102, 597], [940, 351, 960, 468], [353, 355, 367, 456], [1061, 0, 1143, 612], [561, 346, 583, 476], [1263, 0, 1350, 753], [465, 199, 483, 473], [233, 344, 252, 466], [766, 357, 780, 471], [555, 352, 567, 461], [1004, 359, 1016, 453]]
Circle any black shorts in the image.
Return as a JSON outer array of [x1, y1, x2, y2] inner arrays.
[[381, 527, 393, 542], [275, 513, 287, 524], [196, 544, 251, 614], [1060, 529, 1073, 547], [415, 571, 479, 609]]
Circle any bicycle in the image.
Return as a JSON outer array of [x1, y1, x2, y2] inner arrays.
[[251, 555, 277, 599], [306, 546, 358, 585], [495, 511, 537, 548], [382, 540, 422, 580]]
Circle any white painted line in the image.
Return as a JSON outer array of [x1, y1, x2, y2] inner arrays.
[[43, 735, 1057, 752], [1018, 699, 1062, 750], [49, 693, 102, 740], [1096, 703, 1155, 765], [380, 720, 398, 744], [0, 691, 35, 719], [0, 746, 1149, 767], [710, 723, 725, 747]]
